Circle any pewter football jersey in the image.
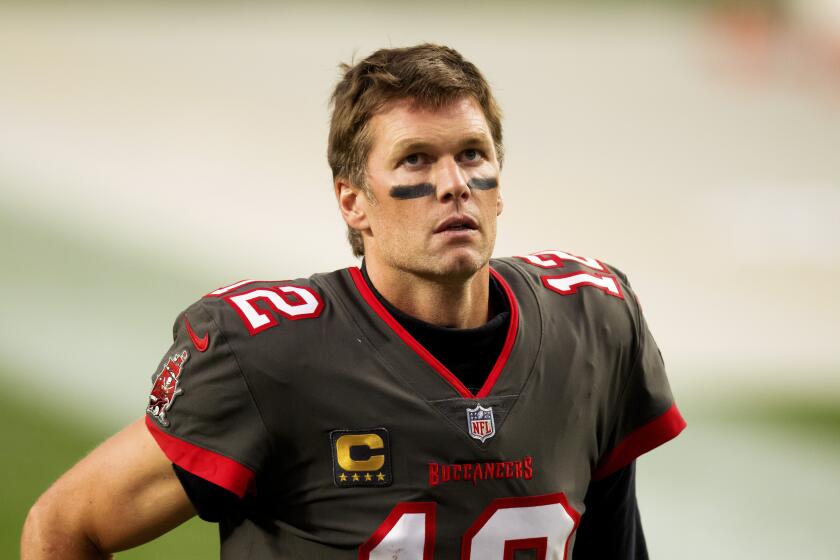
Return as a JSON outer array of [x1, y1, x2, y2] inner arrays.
[[145, 251, 685, 559]]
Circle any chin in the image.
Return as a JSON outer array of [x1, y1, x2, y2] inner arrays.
[[382, 243, 491, 282], [429, 249, 488, 280]]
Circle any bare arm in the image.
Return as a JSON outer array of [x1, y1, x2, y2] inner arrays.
[[21, 418, 196, 559]]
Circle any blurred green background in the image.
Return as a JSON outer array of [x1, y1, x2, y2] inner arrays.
[[2, 0, 839, 558]]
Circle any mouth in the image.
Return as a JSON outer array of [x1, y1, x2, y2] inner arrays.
[[434, 215, 479, 234]]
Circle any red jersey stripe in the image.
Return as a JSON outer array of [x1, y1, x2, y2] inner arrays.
[[145, 416, 255, 498], [592, 404, 686, 481]]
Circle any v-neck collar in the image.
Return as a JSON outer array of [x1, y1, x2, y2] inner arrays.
[[347, 266, 520, 399]]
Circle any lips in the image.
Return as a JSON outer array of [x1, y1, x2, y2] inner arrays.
[[434, 215, 479, 234]]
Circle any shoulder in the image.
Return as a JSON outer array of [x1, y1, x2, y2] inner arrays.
[[493, 250, 628, 294], [492, 249, 642, 332], [177, 269, 346, 340]]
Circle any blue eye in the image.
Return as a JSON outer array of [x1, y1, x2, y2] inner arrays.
[[401, 153, 431, 169], [462, 149, 481, 161]]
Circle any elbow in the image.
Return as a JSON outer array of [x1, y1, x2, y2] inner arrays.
[[22, 492, 108, 560], [21, 497, 54, 559]]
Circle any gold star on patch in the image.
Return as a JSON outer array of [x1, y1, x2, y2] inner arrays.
[[364, 473, 372, 481], [377, 472, 386, 481], [339, 473, 347, 482], [352, 473, 360, 482]]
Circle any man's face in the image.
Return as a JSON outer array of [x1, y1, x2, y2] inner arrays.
[[349, 96, 503, 280]]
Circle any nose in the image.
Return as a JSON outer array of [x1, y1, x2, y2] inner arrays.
[[435, 157, 470, 203]]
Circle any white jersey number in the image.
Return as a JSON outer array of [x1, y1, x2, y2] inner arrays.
[[542, 273, 623, 299], [517, 250, 605, 271], [225, 285, 323, 335], [360, 493, 578, 560], [519, 250, 624, 300]]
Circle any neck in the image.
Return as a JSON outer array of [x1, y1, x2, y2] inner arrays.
[[364, 260, 491, 329]]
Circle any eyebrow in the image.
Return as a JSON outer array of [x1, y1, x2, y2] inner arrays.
[[388, 134, 494, 162], [459, 135, 494, 149], [389, 182, 436, 200], [388, 140, 435, 163]]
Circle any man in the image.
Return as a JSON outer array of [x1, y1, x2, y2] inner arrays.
[[22, 44, 685, 558]]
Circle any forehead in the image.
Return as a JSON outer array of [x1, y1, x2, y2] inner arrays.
[[368, 96, 492, 152]]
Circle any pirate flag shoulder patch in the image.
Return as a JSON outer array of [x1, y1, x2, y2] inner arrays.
[[147, 350, 189, 427]]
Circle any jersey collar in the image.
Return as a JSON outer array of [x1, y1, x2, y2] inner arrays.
[[347, 266, 520, 399]]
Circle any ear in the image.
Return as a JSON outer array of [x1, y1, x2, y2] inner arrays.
[[496, 188, 504, 217], [335, 177, 370, 231]]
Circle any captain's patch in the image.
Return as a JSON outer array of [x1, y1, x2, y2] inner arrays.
[[330, 428, 392, 488]]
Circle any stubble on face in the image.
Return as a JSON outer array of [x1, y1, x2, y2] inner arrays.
[[360, 97, 502, 282]]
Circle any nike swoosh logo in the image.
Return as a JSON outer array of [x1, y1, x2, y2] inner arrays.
[[185, 317, 209, 352]]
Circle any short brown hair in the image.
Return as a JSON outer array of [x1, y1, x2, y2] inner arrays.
[[328, 44, 504, 257]]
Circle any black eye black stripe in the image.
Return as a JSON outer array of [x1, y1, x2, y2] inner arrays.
[[389, 183, 435, 199], [388, 177, 498, 200], [467, 177, 498, 190]]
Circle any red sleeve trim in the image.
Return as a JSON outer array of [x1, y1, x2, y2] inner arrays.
[[145, 416, 256, 498], [592, 404, 686, 481]]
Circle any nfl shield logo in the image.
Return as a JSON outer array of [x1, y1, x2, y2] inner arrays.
[[466, 404, 496, 443]]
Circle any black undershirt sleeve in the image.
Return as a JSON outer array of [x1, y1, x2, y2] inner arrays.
[[172, 463, 242, 523], [574, 461, 648, 559]]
